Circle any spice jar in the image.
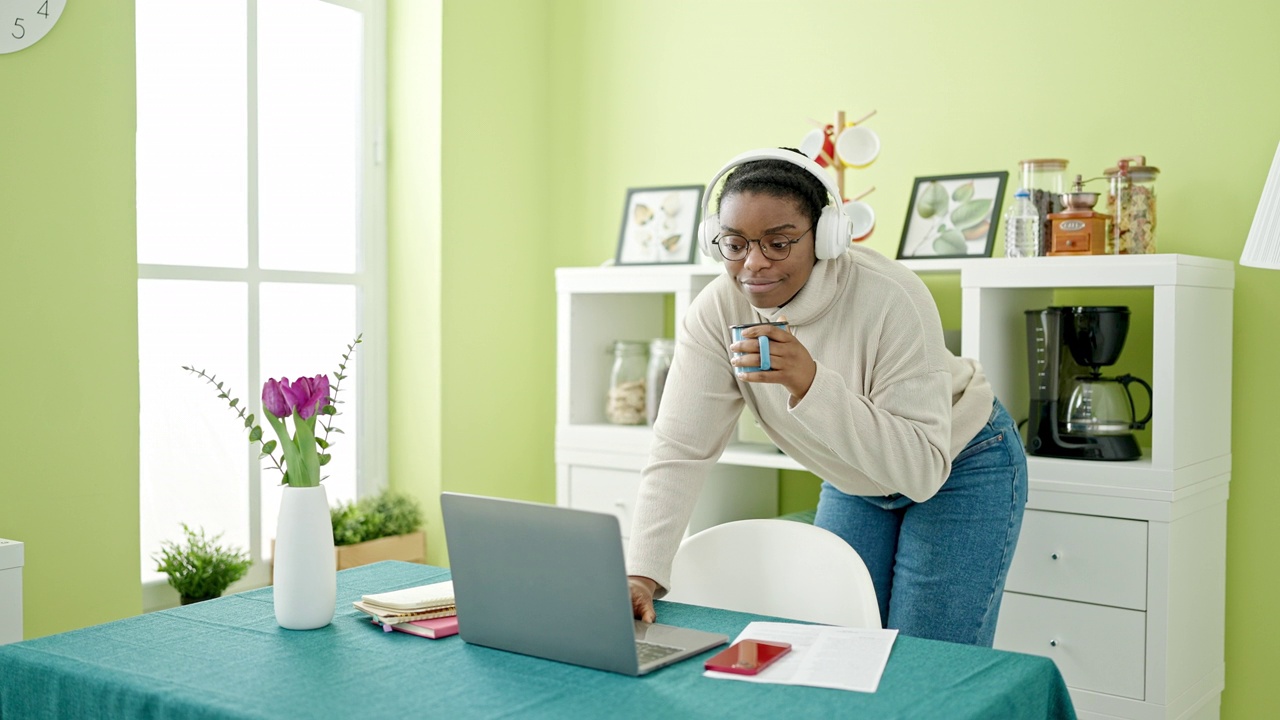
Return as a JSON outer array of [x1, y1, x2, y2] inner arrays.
[[645, 338, 675, 425], [606, 340, 648, 425], [1019, 158, 1069, 256], [1104, 156, 1159, 254]]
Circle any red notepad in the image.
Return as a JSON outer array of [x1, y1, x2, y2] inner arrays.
[[374, 615, 459, 639]]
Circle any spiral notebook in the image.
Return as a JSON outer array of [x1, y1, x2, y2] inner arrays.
[[360, 580, 454, 612], [353, 580, 456, 624], [352, 601, 456, 624]]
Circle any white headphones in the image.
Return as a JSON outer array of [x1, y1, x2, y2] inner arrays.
[[698, 148, 854, 261]]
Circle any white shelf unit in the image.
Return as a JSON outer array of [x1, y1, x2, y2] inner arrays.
[[0, 538, 23, 645], [555, 264, 779, 548], [963, 254, 1233, 720], [554, 253, 1232, 720]]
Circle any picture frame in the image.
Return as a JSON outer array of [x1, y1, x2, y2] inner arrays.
[[615, 185, 704, 265], [897, 172, 1008, 259]]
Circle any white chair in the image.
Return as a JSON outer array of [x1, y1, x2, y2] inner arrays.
[[664, 519, 881, 628]]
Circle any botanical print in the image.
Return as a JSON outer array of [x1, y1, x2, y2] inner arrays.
[[898, 173, 1007, 259]]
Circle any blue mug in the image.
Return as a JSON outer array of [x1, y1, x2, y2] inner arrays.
[[731, 321, 789, 372]]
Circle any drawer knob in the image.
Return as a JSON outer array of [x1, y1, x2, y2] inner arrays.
[[1051, 553, 1059, 560], [1049, 640, 1058, 648]]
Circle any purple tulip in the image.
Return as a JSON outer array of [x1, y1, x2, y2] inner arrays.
[[283, 374, 331, 420], [262, 377, 292, 418]]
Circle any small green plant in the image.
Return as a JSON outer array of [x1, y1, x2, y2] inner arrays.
[[331, 490, 425, 546], [153, 524, 252, 604]]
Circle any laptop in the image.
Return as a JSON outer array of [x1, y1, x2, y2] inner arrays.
[[440, 492, 728, 675]]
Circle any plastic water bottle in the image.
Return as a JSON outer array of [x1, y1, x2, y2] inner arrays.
[[1004, 189, 1042, 258]]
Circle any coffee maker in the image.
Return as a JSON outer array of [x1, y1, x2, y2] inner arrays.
[[1024, 306, 1153, 461]]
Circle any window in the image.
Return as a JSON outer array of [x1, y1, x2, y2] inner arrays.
[[136, 0, 386, 607]]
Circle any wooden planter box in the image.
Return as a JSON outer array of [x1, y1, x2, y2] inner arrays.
[[336, 530, 426, 570], [271, 530, 426, 581]]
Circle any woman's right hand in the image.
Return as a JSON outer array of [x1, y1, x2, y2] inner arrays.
[[628, 575, 658, 623]]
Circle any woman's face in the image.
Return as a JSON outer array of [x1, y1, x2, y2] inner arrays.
[[718, 190, 817, 308]]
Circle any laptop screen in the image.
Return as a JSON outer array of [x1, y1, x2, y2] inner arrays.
[[441, 492, 644, 674]]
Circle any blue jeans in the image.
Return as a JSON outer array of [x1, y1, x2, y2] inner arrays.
[[813, 399, 1027, 647]]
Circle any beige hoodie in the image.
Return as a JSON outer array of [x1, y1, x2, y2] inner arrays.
[[626, 245, 994, 593]]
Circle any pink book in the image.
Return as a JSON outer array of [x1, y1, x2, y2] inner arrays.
[[375, 615, 459, 639]]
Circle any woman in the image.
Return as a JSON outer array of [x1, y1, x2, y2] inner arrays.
[[625, 148, 1027, 647]]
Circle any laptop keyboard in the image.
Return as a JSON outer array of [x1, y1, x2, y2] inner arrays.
[[636, 641, 683, 666]]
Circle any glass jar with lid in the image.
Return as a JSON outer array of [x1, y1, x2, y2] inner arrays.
[[645, 338, 675, 425], [1019, 158, 1069, 256], [606, 340, 648, 425], [1104, 156, 1159, 254]]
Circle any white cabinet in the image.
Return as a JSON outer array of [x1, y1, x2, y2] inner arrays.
[[555, 254, 1232, 720], [0, 538, 23, 645], [961, 254, 1233, 720]]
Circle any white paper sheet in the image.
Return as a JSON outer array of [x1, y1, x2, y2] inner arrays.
[[703, 621, 898, 693]]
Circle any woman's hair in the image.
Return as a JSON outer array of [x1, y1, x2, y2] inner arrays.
[[716, 148, 829, 228]]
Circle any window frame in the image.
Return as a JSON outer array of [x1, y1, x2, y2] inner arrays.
[[137, 0, 387, 611]]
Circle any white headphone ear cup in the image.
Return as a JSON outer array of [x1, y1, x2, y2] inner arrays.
[[814, 205, 851, 259], [698, 214, 721, 260], [835, 209, 853, 257]]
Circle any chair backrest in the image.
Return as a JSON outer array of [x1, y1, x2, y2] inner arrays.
[[665, 519, 881, 628]]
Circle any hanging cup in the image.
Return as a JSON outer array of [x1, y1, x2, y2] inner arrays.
[[800, 125, 837, 168], [844, 199, 876, 242], [835, 125, 881, 168]]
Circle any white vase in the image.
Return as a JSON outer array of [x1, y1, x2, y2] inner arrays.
[[273, 485, 336, 630]]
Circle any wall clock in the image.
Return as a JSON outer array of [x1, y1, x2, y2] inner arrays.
[[0, 0, 65, 54]]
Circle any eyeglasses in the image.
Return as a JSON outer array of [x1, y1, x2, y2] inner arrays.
[[712, 226, 813, 262]]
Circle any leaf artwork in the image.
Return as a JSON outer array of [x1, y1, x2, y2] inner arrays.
[[905, 179, 998, 257], [916, 182, 948, 219], [933, 228, 968, 255], [950, 198, 993, 230]]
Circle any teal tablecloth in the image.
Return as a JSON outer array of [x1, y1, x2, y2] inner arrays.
[[0, 562, 1075, 719]]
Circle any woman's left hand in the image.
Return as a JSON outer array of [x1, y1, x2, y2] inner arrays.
[[730, 316, 817, 403]]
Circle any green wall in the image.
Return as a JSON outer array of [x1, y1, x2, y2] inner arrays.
[[387, 1, 445, 572], [0, 3, 141, 636], [430, 0, 560, 563], [387, 0, 561, 568]]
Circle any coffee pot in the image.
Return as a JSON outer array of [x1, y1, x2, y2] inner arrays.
[[1065, 374, 1152, 435], [1024, 305, 1153, 461]]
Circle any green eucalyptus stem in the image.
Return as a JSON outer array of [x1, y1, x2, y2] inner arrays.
[[182, 366, 285, 474], [317, 334, 362, 460]]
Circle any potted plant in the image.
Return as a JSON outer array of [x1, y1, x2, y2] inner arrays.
[[330, 489, 426, 569], [153, 524, 252, 605]]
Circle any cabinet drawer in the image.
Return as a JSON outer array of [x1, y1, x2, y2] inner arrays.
[[566, 466, 641, 540], [994, 592, 1146, 700], [1006, 509, 1147, 610]]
